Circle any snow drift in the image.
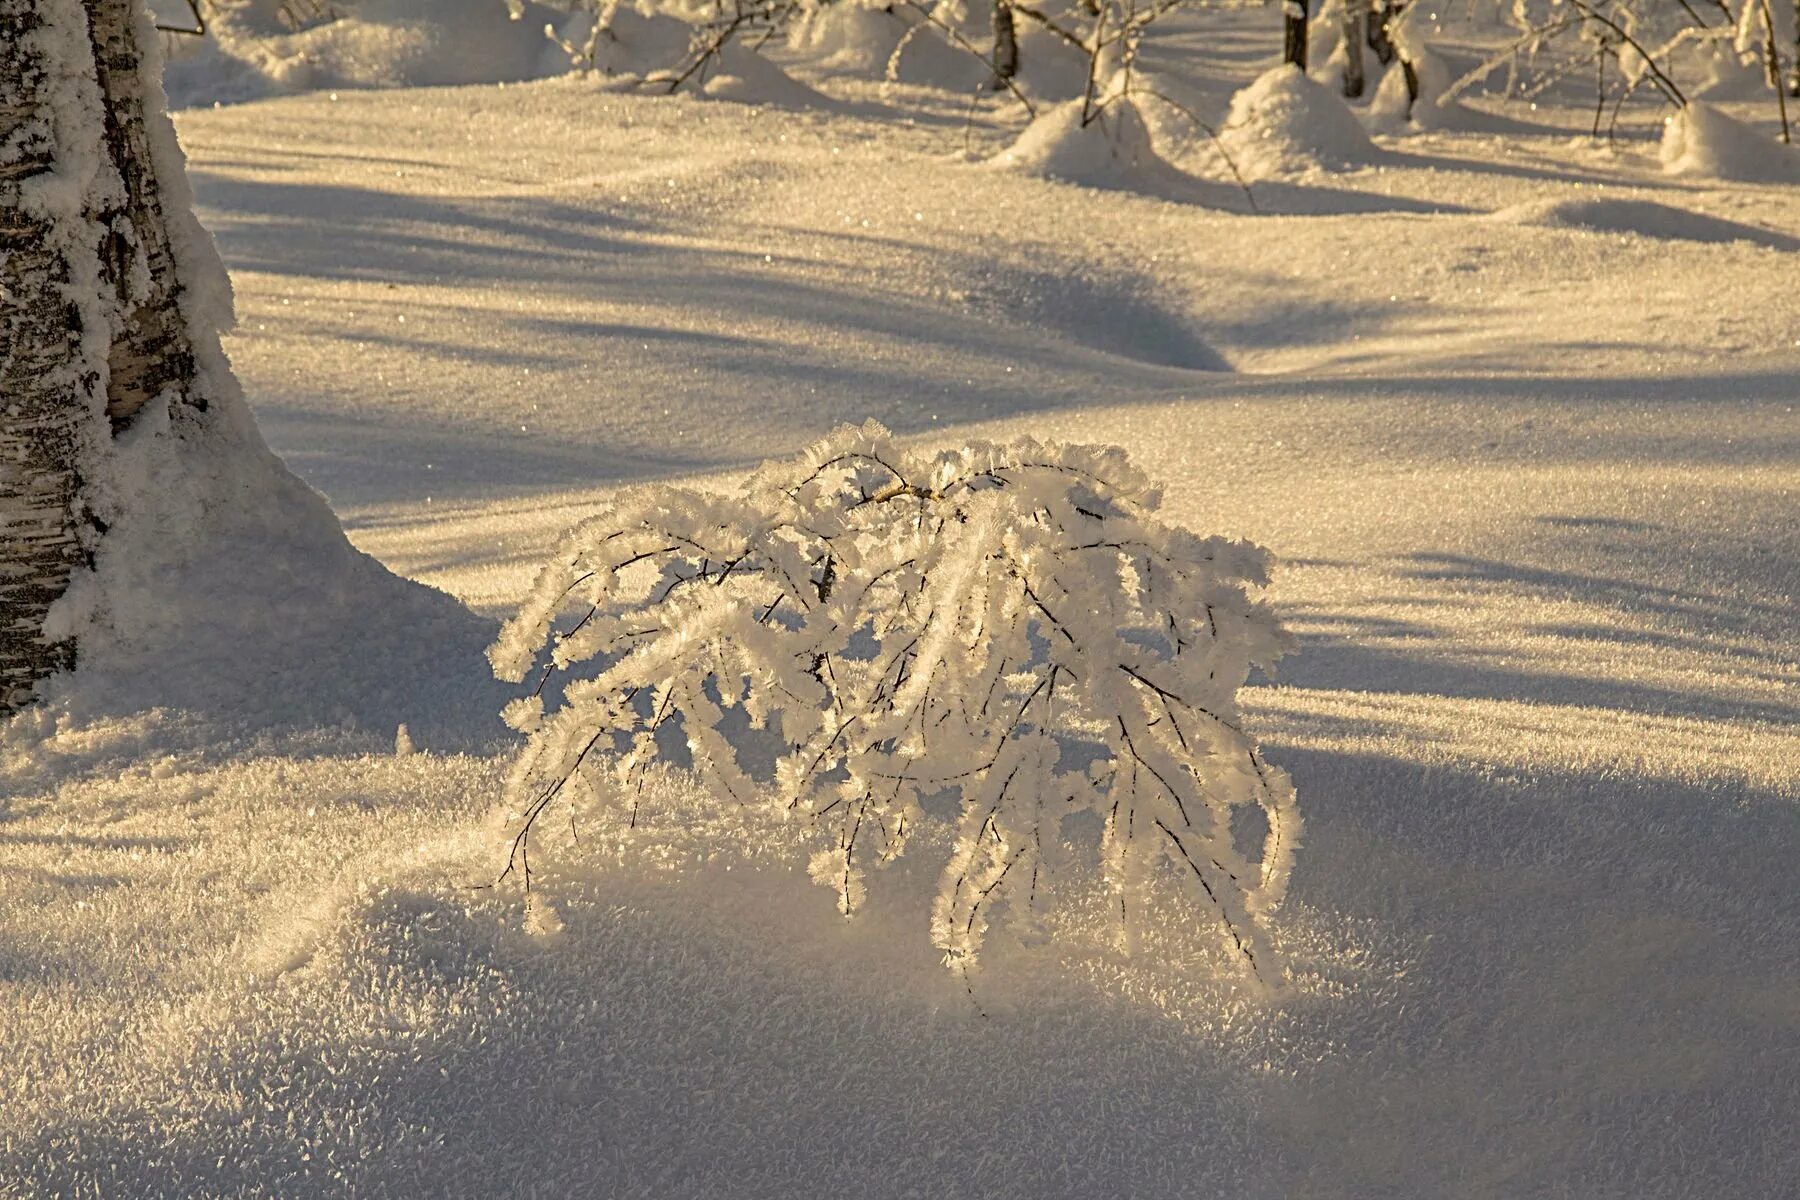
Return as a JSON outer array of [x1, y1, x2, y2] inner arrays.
[[1489, 196, 1800, 250]]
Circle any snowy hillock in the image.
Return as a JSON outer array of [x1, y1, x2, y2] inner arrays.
[[1218, 65, 1378, 179], [993, 87, 1242, 206], [1660, 102, 1800, 182], [994, 96, 1168, 183]]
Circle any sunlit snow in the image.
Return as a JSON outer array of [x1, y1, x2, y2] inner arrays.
[[3, 3, 1796, 1196]]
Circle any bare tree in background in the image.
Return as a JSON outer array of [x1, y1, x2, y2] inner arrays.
[[1341, 0, 1368, 96], [1283, 0, 1310, 69], [992, 0, 1019, 83], [1, 0, 204, 710]]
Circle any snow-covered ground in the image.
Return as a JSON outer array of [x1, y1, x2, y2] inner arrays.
[[4, 7, 1797, 1196]]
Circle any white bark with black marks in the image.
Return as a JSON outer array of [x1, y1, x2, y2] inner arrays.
[[0, 0, 202, 712]]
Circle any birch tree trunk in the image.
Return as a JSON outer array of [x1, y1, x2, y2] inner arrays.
[[89, 0, 201, 426], [1, 0, 201, 711]]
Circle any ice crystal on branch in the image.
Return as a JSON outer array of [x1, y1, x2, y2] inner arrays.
[[491, 422, 1301, 987]]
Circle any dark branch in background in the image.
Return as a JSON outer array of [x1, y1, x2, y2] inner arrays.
[[153, 0, 203, 34]]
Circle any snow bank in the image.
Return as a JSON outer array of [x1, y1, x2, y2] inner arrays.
[[1219, 65, 1377, 179], [164, 0, 832, 111], [26, 385, 507, 762], [1660, 102, 1800, 182]]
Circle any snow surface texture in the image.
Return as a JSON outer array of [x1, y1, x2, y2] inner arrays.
[[5, 5, 1800, 1197]]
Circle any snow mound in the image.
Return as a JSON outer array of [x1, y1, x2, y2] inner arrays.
[[699, 42, 835, 108], [20, 391, 507, 770], [993, 96, 1188, 189], [1490, 196, 1800, 249], [1220, 65, 1377, 179], [1660, 102, 1800, 182], [163, 0, 561, 107]]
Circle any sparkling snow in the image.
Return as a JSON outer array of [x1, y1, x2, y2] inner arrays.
[[3, 8, 1796, 1196]]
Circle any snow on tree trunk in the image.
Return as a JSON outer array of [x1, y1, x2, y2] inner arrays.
[[0, 0, 114, 710], [3, 0, 501, 744], [1, 0, 228, 712]]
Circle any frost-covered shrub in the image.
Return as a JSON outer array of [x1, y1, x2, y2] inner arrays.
[[491, 423, 1300, 987]]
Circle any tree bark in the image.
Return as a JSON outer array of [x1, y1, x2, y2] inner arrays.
[[0, 0, 200, 711], [1283, 0, 1310, 71], [1341, 3, 1367, 97], [1368, 0, 1398, 65], [992, 0, 1018, 84], [88, 0, 200, 426]]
